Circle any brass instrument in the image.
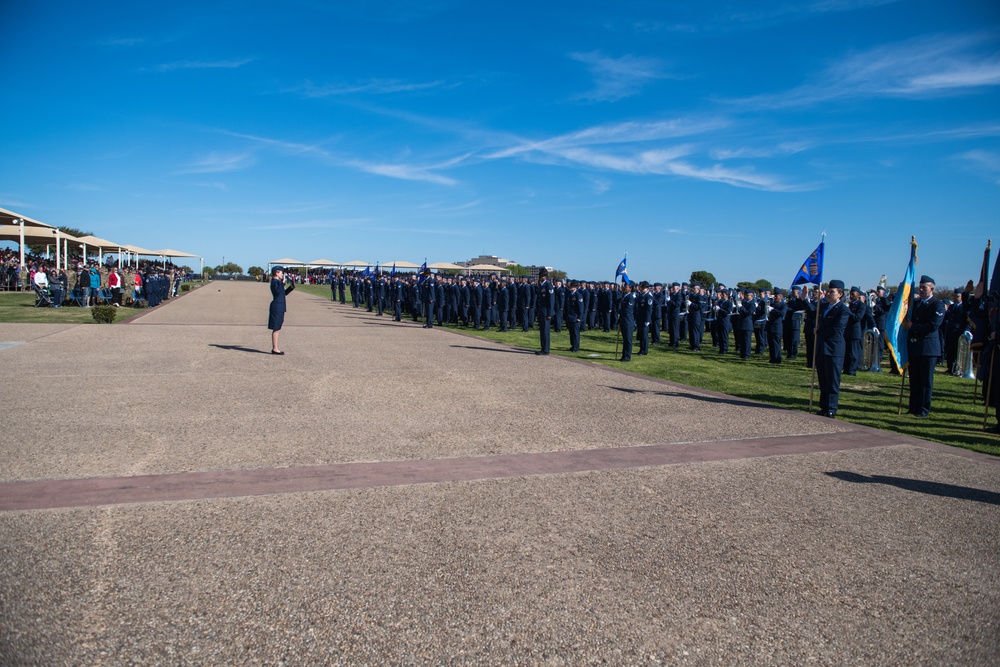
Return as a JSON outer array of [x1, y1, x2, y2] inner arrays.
[[954, 330, 976, 380], [861, 327, 880, 372]]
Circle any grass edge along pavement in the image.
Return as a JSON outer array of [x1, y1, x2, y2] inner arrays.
[[297, 284, 999, 457]]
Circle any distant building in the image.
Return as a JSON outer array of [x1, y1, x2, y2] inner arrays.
[[525, 265, 554, 280], [455, 254, 514, 269]]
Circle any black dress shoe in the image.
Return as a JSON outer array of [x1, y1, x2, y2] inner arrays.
[[271, 350, 284, 355]]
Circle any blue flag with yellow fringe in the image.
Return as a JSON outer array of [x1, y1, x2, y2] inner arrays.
[[615, 256, 630, 285], [791, 240, 824, 287], [885, 239, 917, 372]]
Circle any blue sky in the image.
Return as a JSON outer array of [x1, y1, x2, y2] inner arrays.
[[1, 0, 998, 288]]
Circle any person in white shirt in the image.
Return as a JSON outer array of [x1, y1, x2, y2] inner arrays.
[[33, 267, 49, 289]]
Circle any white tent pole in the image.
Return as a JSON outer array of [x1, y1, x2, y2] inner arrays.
[[18, 219, 24, 267], [54, 230, 60, 271]]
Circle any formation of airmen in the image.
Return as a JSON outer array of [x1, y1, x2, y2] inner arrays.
[[322, 267, 1000, 430], [328, 269, 900, 372]]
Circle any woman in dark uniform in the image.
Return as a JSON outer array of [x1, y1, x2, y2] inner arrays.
[[269, 267, 294, 355], [816, 280, 850, 418]]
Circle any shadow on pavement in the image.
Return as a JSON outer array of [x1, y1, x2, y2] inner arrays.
[[209, 344, 271, 354], [450, 345, 535, 355], [825, 471, 1000, 506], [603, 386, 780, 411]]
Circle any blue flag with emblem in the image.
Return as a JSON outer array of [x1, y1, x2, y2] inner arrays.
[[791, 238, 824, 287], [615, 255, 630, 285], [885, 238, 917, 372], [390, 263, 396, 279], [418, 260, 427, 284]]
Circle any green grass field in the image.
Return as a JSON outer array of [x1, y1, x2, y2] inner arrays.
[[0, 283, 202, 324], [296, 284, 999, 456], [0, 292, 101, 323]]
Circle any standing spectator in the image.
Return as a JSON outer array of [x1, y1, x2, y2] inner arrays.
[[108, 266, 123, 306], [132, 270, 143, 303]]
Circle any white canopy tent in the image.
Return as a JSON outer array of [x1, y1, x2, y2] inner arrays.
[[0, 224, 88, 273], [427, 261, 463, 271], [0, 208, 58, 269], [152, 248, 204, 275]]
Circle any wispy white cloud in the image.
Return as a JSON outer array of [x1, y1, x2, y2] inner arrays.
[[587, 176, 611, 195], [956, 150, 1000, 186], [414, 200, 482, 212], [176, 151, 257, 174], [191, 181, 228, 191], [250, 218, 370, 231], [151, 58, 255, 73], [570, 51, 672, 101], [710, 142, 812, 160], [98, 36, 147, 47], [625, 0, 899, 35], [486, 117, 797, 191], [348, 160, 457, 185], [370, 226, 474, 236], [725, 0, 900, 27], [296, 78, 452, 97], [490, 118, 728, 159], [738, 33, 1000, 108], [224, 130, 457, 185]]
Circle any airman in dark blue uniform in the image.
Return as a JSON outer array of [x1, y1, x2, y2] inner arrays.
[[784, 286, 805, 360], [906, 275, 947, 417], [535, 269, 555, 355], [618, 283, 636, 362], [566, 280, 585, 352], [816, 281, 850, 418], [766, 289, 788, 364], [734, 290, 756, 360]]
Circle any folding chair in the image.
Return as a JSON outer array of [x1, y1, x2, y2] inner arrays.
[[70, 288, 86, 307], [33, 285, 53, 308], [96, 288, 114, 305]]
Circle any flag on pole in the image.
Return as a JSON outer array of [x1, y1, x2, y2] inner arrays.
[[615, 255, 630, 284], [418, 260, 427, 284], [885, 238, 918, 372], [989, 241, 1000, 336], [790, 237, 825, 287], [390, 263, 396, 279], [374, 263, 380, 276], [974, 240, 992, 299]]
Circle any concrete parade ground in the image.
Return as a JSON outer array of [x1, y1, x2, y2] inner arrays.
[[1, 281, 998, 665]]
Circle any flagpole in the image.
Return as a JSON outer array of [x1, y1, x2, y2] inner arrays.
[[615, 252, 628, 359], [984, 339, 996, 429], [897, 236, 916, 414]]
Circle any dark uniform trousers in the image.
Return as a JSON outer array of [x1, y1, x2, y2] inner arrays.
[[817, 300, 849, 415], [619, 293, 636, 361], [907, 297, 946, 415]]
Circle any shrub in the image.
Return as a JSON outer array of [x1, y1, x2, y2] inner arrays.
[[180, 283, 192, 293], [91, 305, 117, 324]]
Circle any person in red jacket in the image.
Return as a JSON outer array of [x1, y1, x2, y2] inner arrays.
[[108, 267, 122, 306], [132, 270, 143, 303]]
